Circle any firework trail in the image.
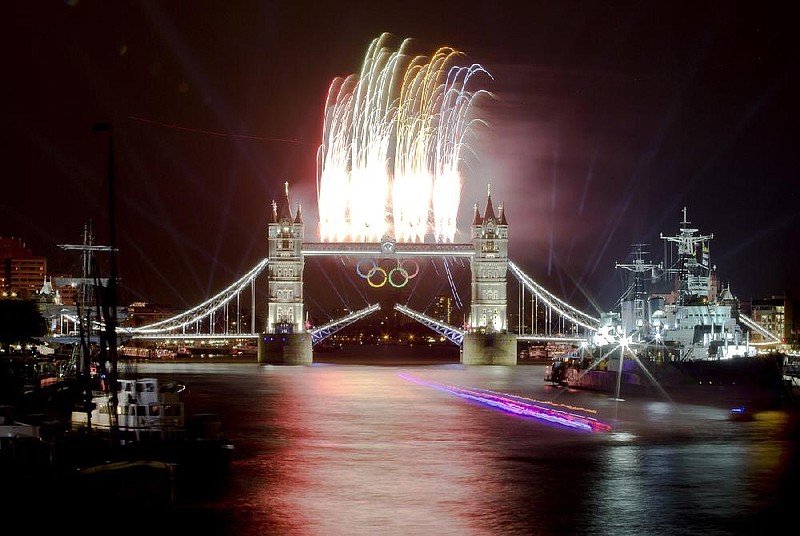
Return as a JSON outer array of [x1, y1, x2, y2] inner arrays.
[[317, 33, 492, 243]]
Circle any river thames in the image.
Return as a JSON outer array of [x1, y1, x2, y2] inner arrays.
[[131, 349, 796, 535]]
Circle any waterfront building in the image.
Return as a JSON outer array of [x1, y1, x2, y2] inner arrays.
[[432, 295, 453, 325], [0, 237, 46, 300], [745, 293, 796, 348]]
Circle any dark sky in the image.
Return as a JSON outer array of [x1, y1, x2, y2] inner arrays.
[[3, 1, 798, 322]]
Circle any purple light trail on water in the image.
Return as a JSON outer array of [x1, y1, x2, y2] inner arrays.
[[398, 372, 612, 433]]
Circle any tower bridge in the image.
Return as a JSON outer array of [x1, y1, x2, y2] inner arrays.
[[105, 185, 605, 366], [45, 38, 610, 364]]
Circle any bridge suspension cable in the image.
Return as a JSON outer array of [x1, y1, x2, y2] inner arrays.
[[111, 254, 604, 341], [121, 258, 269, 335], [507, 260, 601, 332]]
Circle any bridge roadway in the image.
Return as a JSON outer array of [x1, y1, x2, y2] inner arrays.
[[54, 244, 603, 345], [120, 332, 587, 344], [48, 241, 600, 347], [301, 241, 475, 257], [46, 240, 779, 352]]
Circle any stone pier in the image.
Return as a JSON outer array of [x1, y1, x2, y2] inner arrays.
[[257, 333, 313, 365], [460, 332, 518, 365]]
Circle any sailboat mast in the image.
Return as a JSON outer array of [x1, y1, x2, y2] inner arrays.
[[95, 122, 120, 436]]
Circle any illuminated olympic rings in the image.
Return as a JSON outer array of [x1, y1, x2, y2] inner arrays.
[[356, 258, 420, 288]]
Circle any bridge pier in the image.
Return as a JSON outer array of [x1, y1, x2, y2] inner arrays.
[[461, 332, 518, 365], [258, 333, 313, 365]]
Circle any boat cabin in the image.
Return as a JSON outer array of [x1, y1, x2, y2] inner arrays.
[[71, 377, 186, 442]]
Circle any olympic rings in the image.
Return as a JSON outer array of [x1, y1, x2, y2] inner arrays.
[[356, 259, 377, 278], [388, 267, 407, 288], [367, 267, 388, 288], [356, 258, 420, 288], [401, 259, 419, 279]]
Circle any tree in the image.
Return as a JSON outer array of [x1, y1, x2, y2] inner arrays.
[[0, 299, 47, 354]]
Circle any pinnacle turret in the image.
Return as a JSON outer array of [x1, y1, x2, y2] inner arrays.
[[276, 181, 293, 222], [272, 181, 298, 223], [472, 203, 483, 226], [483, 184, 496, 221]]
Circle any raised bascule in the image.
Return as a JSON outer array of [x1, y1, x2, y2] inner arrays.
[[259, 184, 517, 366]]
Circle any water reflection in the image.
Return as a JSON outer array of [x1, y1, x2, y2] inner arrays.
[[137, 361, 797, 535], [256, 365, 495, 534]]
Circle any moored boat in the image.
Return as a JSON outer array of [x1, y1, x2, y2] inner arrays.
[[57, 373, 234, 506], [0, 351, 78, 422], [66, 374, 233, 461], [70, 377, 186, 440], [545, 208, 792, 410]]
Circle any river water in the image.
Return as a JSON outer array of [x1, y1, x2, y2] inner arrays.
[[135, 352, 798, 535]]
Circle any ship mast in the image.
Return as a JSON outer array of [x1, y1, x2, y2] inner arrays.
[[56, 123, 120, 437], [616, 244, 661, 339], [660, 207, 713, 305], [96, 122, 120, 442], [57, 222, 113, 430]]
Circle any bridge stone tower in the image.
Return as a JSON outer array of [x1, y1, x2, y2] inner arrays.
[[462, 187, 517, 365], [258, 182, 312, 365]]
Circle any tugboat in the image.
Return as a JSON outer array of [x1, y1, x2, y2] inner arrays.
[[546, 208, 789, 409]]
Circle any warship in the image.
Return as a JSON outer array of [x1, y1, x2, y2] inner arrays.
[[545, 208, 789, 410]]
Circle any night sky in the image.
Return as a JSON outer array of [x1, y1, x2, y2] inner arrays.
[[4, 1, 798, 323]]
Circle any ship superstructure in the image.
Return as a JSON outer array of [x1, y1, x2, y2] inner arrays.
[[617, 208, 755, 360]]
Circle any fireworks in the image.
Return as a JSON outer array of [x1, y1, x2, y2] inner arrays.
[[316, 33, 492, 243]]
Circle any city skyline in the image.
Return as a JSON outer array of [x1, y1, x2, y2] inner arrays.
[[4, 2, 797, 319]]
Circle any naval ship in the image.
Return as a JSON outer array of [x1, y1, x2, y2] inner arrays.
[[545, 208, 789, 410]]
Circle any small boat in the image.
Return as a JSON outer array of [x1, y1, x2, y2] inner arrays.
[[0, 404, 59, 478], [68, 374, 234, 453], [70, 377, 187, 442], [314, 341, 342, 353], [63, 375, 234, 503], [728, 405, 754, 421], [0, 403, 40, 445], [0, 352, 78, 422]]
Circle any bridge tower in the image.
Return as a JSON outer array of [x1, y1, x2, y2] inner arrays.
[[462, 187, 517, 365], [259, 182, 313, 365]]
